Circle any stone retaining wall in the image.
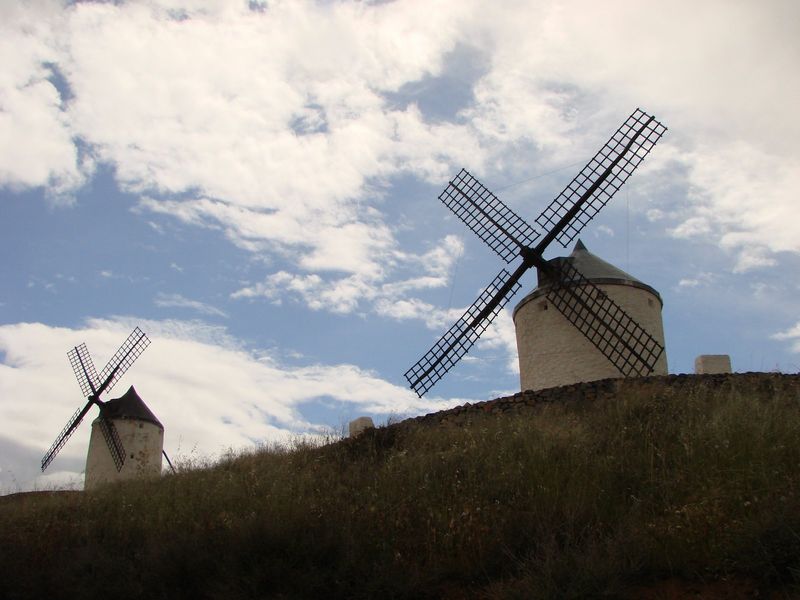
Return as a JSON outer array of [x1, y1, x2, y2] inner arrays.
[[402, 372, 800, 429]]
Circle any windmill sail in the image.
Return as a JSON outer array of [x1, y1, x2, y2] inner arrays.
[[41, 401, 93, 471], [98, 413, 126, 471], [405, 108, 667, 396], [544, 260, 664, 377], [68, 343, 100, 398], [97, 327, 150, 396], [439, 169, 540, 263], [534, 108, 667, 248], [405, 269, 521, 397]]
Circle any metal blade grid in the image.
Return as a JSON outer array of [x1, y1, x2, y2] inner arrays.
[[439, 169, 539, 263], [98, 416, 126, 472], [546, 261, 664, 377], [405, 270, 521, 397], [41, 404, 87, 471], [68, 343, 100, 398], [535, 108, 667, 248], [98, 327, 150, 395]]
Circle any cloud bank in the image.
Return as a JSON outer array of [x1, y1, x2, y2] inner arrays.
[[2, 0, 799, 490], [2, 0, 798, 282], [0, 318, 462, 494]]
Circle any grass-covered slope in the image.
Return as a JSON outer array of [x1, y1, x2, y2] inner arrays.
[[2, 374, 800, 599]]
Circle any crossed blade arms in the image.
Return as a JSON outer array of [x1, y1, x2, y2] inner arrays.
[[41, 328, 150, 472], [405, 109, 667, 397]]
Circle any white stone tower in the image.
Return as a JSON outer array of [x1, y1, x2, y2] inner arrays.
[[513, 240, 668, 392], [84, 386, 164, 490]]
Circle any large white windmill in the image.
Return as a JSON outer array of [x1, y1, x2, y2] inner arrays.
[[405, 109, 668, 396]]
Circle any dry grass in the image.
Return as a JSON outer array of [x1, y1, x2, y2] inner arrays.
[[2, 376, 799, 599]]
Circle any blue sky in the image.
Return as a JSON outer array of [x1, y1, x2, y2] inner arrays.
[[2, 0, 799, 493]]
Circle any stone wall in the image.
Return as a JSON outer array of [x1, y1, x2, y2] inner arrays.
[[401, 372, 800, 430]]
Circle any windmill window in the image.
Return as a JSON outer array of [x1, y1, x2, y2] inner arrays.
[[539, 301, 548, 311], [130, 454, 134, 459], [648, 299, 654, 307]]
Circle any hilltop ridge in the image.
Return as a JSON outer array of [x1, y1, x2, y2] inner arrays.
[[2, 372, 800, 599]]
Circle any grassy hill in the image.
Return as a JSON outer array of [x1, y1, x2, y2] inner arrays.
[[2, 373, 800, 599]]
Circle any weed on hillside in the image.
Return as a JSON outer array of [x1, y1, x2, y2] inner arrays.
[[1, 376, 799, 599]]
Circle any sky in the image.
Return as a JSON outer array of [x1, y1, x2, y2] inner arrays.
[[1, 0, 799, 494]]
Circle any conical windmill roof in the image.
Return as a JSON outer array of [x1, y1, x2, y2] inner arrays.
[[552, 239, 654, 285], [101, 386, 163, 428], [513, 240, 662, 318]]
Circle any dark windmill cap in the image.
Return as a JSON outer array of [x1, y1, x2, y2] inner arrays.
[[102, 386, 163, 429], [514, 239, 662, 318]]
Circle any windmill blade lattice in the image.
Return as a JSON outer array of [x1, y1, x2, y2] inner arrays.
[[405, 269, 521, 397], [98, 414, 126, 471], [68, 343, 100, 398], [535, 108, 667, 248], [545, 261, 664, 377], [439, 169, 540, 263], [97, 327, 150, 396], [41, 403, 91, 471]]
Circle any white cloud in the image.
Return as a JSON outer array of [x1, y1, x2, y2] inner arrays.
[[729, 247, 777, 274], [155, 292, 228, 318], [233, 234, 464, 313], [475, 308, 519, 375], [298, 221, 395, 278], [417, 234, 463, 279], [232, 271, 344, 311], [772, 322, 800, 353], [60, 0, 482, 279], [0, 2, 88, 200], [374, 289, 519, 377], [1, 0, 486, 280], [676, 271, 717, 290], [0, 317, 463, 493], [455, 1, 800, 274], [229, 227, 520, 378], [374, 297, 452, 331], [670, 216, 712, 239], [596, 225, 614, 238], [674, 142, 800, 272], [3, 0, 799, 280]]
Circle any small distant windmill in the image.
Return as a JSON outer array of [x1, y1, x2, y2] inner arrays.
[[41, 327, 151, 473], [405, 109, 667, 397]]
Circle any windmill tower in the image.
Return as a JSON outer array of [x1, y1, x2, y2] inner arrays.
[[514, 240, 668, 391], [84, 385, 164, 490], [405, 109, 667, 397], [41, 327, 164, 490]]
